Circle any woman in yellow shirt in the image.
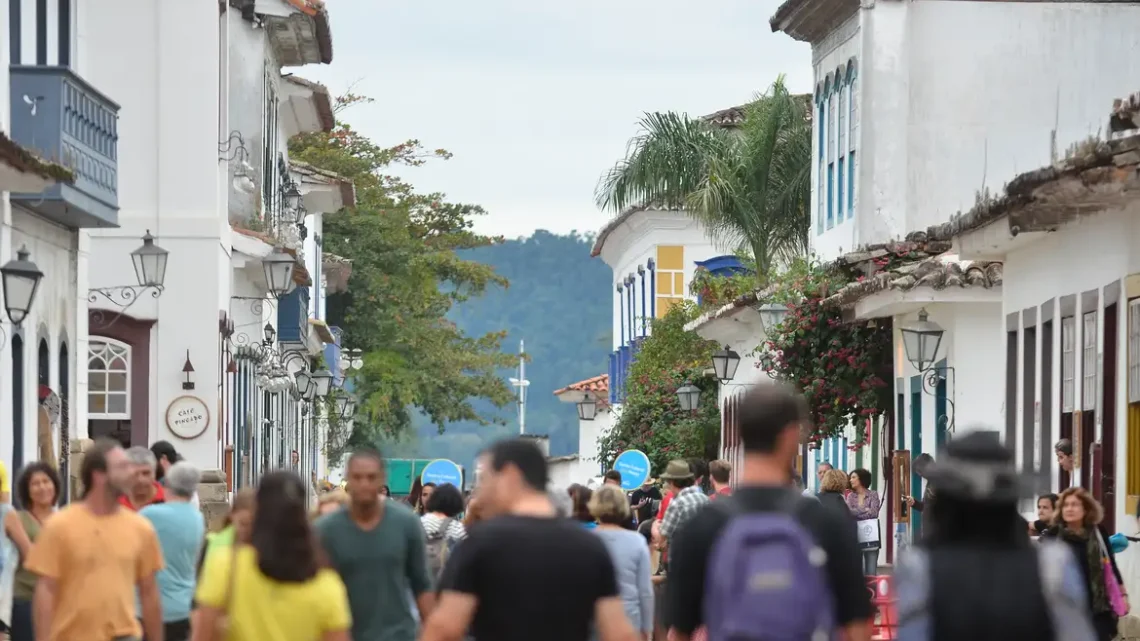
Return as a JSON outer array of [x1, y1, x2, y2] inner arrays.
[[192, 471, 351, 641]]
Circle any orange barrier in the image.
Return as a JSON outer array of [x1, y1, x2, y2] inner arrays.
[[868, 575, 896, 640]]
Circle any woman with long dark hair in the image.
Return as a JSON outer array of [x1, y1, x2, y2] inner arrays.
[[4, 462, 60, 641], [896, 432, 1095, 641], [191, 471, 351, 641]]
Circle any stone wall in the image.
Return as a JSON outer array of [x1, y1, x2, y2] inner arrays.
[[198, 468, 230, 531]]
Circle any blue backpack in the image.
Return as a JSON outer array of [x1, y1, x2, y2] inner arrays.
[[703, 494, 835, 641]]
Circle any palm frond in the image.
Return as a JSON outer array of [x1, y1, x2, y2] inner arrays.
[[595, 112, 728, 212]]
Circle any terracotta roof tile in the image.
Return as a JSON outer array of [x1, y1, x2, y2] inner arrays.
[[823, 256, 1003, 309], [553, 374, 609, 396]]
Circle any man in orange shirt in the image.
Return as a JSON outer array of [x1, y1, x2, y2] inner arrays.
[[119, 446, 166, 511], [26, 438, 165, 641]]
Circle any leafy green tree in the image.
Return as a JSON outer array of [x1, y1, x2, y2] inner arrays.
[[289, 94, 517, 452], [596, 76, 811, 281], [598, 303, 720, 474]]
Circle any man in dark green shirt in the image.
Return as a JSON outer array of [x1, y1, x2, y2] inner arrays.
[[317, 450, 433, 641]]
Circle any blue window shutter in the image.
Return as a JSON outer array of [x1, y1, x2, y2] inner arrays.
[[837, 157, 845, 223], [827, 164, 834, 228], [848, 150, 856, 218]]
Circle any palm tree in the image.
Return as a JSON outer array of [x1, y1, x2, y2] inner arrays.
[[596, 76, 812, 282]]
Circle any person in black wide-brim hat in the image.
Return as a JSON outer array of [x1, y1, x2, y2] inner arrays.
[[895, 430, 1096, 641]]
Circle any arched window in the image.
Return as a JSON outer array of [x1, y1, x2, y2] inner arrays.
[[88, 339, 131, 419], [11, 335, 24, 470], [38, 338, 49, 387]]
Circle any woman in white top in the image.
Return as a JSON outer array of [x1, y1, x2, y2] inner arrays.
[[420, 482, 467, 542]]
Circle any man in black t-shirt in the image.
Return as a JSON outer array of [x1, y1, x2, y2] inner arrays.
[[629, 479, 662, 524], [666, 383, 872, 641], [422, 438, 639, 641]]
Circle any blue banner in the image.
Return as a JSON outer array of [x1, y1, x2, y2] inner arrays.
[[613, 449, 651, 491]]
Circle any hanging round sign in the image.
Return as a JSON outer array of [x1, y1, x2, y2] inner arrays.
[[165, 395, 210, 440], [421, 458, 464, 488], [613, 449, 651, 491]]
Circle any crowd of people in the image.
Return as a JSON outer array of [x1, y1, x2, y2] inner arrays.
[[0, 382, 1134, 641]]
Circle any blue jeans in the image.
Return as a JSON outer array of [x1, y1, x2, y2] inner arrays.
[[862, 549, 879, 576]]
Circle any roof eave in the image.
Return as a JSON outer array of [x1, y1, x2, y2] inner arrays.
[[769, 0, 860, 42]]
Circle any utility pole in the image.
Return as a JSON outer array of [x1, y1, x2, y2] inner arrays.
[[508, 340, 529, 434]]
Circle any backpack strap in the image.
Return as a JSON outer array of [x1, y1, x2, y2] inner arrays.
[[438, 517, 454, 540]]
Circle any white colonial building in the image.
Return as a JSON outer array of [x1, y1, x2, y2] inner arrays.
[[0, 0, 120, 491], [550, 374, 613, 487], [771, 0, 1140, 553], [58, 0, 354, 496]]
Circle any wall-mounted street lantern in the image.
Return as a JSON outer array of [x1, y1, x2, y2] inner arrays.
[[1, 246, 43, 326], [712, 345, 742, 383], [282, 180, 305, 220], [899, 308, 943, 374], [899, 308, 956, 436], [262, 248, 297, 297], [757, 303, 789, 333], [676, 382, 701, 412], [334, 394, 356, 420], [263, 323, 277, 345], [182, 350, 195, 390], [311, 369, 333, 397], [89, 231, 170, 329], [295, 370, 313, 398], [577, 392, 598, 421], [132, 230, 169, 289]]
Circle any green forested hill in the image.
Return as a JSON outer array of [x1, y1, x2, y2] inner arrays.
[[378, 230, 613, 472]]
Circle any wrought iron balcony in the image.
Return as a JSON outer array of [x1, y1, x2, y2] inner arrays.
[[8, 65, 119, 228]]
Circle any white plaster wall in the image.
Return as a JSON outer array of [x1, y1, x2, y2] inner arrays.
[[815, 1, 1140, 262], [7, 208, 79, 469], [810, 13, 862, 261], [600, 212, 727, 349], [548, 458, 578, 492], [891, 302, 1003, 460], [577, 408, 613, 478], [82, 0, 226, 468], [1000, 204, 1140, 527]]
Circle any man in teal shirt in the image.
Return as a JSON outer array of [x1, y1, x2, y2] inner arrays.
[[317, 450, 434, 641]]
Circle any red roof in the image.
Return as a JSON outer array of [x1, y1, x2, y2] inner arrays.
[[553, 374, 608, 396]]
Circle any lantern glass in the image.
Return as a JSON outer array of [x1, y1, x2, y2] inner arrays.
[[311, 369, 333, 397], [899, 309, 945, 372], [758, 303, 789, 332], [577, 394, 598, 421], [131, 230, 169, 288], [0, 246, 42, 326], [262, 248, 297, 297], [676, 382, 701, 412], [295, 371, 313, 397], [283, 182, 304, 217], [263, 323, 276, 345], [711, 345, 741, 382]]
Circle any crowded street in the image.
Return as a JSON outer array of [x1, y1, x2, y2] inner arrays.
[[2, 0, 1140, 640]]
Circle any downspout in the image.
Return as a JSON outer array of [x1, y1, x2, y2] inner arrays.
[[638, 265, 647, 337]]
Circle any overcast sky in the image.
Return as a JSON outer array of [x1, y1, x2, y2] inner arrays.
[[302, 1, 812, 239]]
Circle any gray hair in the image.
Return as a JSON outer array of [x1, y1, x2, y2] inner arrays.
[[126, 446, 157, 468], [164, 462, 200, 499]]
